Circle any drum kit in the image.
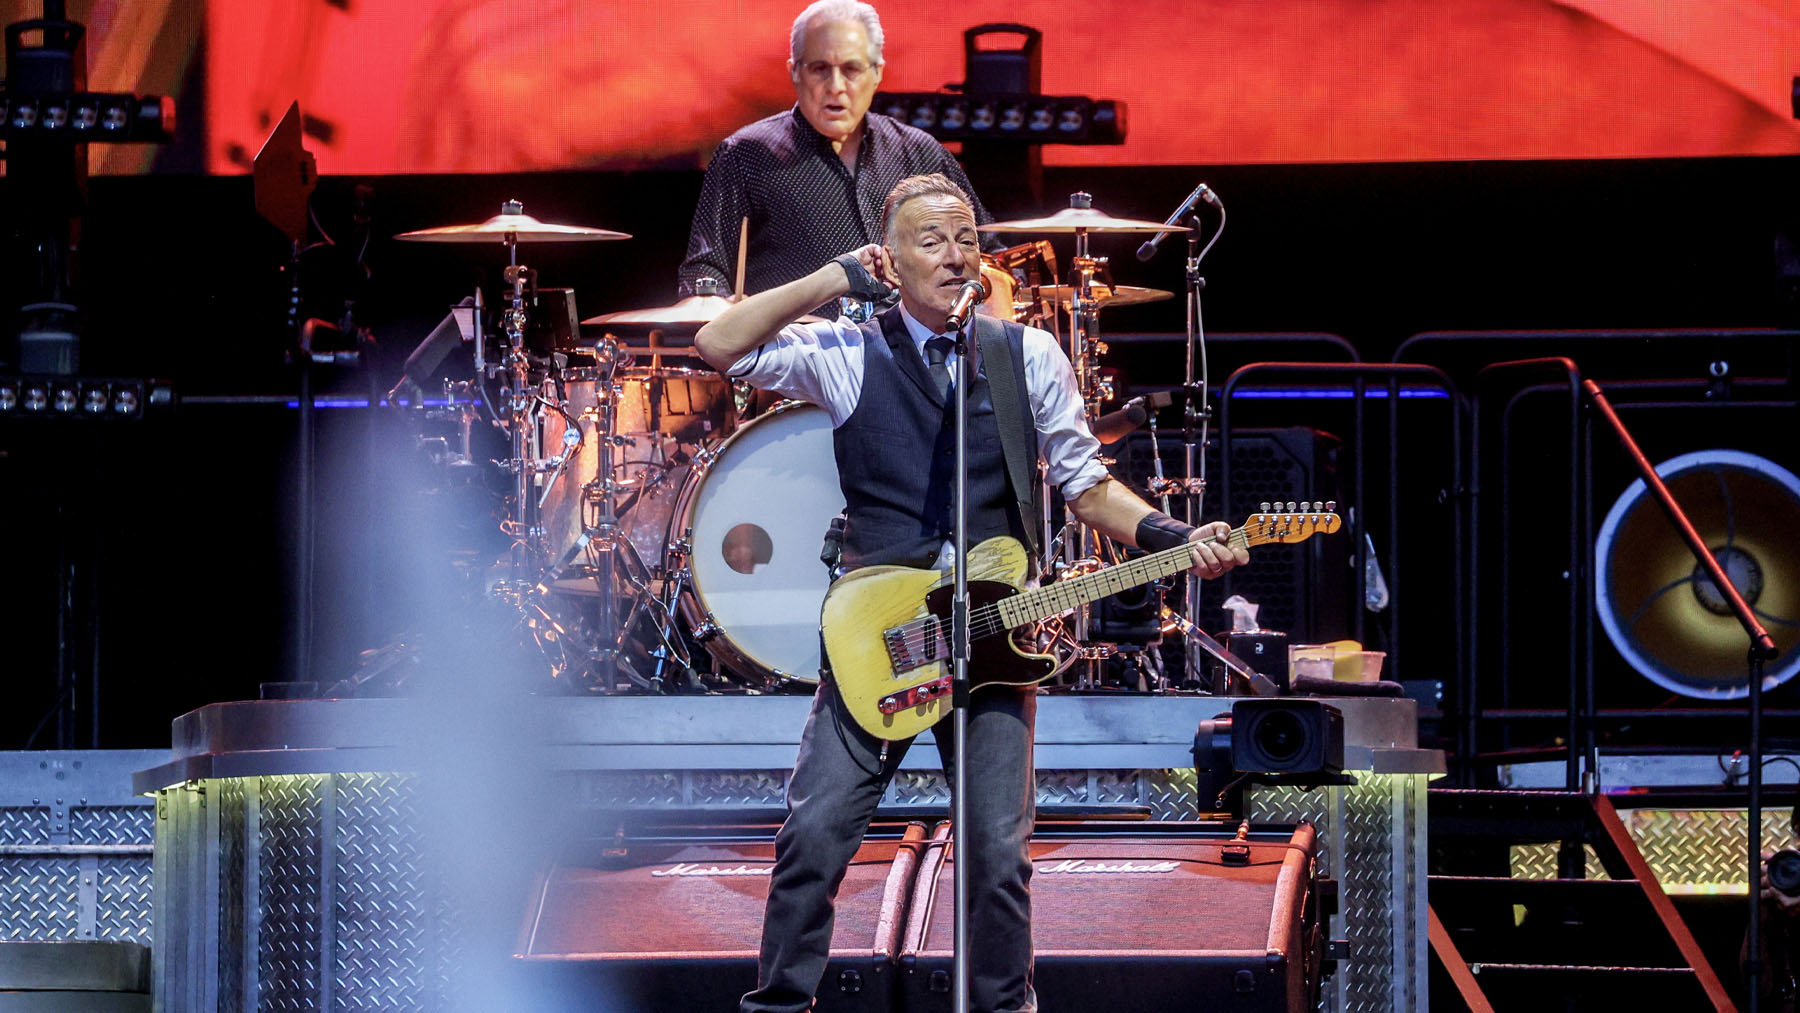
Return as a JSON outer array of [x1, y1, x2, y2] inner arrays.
[[391, 192, 1193, 695]]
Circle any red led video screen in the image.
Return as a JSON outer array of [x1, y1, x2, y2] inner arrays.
[[13, 0, 1800, 174]]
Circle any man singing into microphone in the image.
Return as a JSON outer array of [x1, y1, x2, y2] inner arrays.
[[697, 173, 1247, 1013]]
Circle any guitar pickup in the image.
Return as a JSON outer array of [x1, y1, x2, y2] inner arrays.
[[879, 676, 953, 715], [883, 618, 947, 673]]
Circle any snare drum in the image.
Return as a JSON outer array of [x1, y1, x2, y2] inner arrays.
[[539, 365, 734, 569], [668, 401, 843, 688]]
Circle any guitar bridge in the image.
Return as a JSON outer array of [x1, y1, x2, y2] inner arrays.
[[879, 676, 953, 715], [882, 617, 948, 673]]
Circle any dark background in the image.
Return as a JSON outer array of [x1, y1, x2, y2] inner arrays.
[[3, 154, 1797, 749]]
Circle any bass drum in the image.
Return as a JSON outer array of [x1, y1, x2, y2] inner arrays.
[[672, 401, 844, 689]]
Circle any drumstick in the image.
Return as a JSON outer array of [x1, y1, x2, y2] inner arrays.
[[733, 216, 750, 297]]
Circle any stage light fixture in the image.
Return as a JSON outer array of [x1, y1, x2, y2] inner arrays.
[[873, 91, 1125, 145], [0, 376, 169, 421], [1, 92, 171, 143]]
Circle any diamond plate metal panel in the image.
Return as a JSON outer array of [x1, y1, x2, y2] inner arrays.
[[219, 779, 248, 1013], [1342, 779, 1397, 1013], [1091, 770, 1141, 806], [1035, 770, 1090, 807], [258, 775, 325, 1011], [689, 770, 786, 807], [70, 805, 154, 846], [0, 856, 80, 939], [1510, 842, 1608, 882], [94, 855, 153, 943], [890, 770, 948, 805], [1147, 768, 1197, 820], [570, 770, 683, 807], [333, 773, 426, 1011], [0, 806, 52, 845], [1512, 807, 1800, 894]]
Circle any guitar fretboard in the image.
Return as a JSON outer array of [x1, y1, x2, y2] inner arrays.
[[979, 528, 1252, 634]]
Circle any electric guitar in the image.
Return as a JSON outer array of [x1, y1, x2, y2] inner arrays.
[[820, 504, 1342, 740]]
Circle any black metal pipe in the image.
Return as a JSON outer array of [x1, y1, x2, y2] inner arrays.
[[1476, 359, 1584, 791]]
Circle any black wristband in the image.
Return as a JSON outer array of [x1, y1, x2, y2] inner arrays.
[[1136, 512, 1196, 553], [834, 254, 894, 302]]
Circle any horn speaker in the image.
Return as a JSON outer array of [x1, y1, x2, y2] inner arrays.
[[1594, 449, 1800, 699]]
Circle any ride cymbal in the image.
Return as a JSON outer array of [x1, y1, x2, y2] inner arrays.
[[1027, 283, 1174, 308], [980, 207, 1186, 235], [395, 201, 630, 243]]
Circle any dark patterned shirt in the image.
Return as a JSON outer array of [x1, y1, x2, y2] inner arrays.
[[679, 106, 1001, 301]]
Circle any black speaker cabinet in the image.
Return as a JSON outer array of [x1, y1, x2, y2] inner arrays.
[[899, 821, 1320, 1013], [1117, 427, 1346, 644], [517, 822, 928, 1012]]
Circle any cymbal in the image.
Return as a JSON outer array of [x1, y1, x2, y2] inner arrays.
[[395, 210, 630, 244], [582, 294, 737, 327], [980, 206, 1187, 235], [1026, 283, 1174, 308]]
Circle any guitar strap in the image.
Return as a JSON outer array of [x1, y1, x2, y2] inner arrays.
[[974, 315, 1041, 569]]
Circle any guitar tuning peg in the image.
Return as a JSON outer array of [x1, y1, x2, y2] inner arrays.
[[1285, 501, 1297, 512], [1325, 500, 1337, 512], [1301, 500, 1313, 512], [1260, 501, 1270, 512]]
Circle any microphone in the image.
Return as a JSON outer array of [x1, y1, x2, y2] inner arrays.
[[1135, 182, 1220, 262], [942, 277, 990, 331]]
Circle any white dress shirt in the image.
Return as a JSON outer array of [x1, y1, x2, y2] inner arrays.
[[728, 305, 1110, 502]]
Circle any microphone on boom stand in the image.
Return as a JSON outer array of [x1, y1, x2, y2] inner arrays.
[[1136, 182, 1220, 262]]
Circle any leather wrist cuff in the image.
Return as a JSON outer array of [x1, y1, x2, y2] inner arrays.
[[1136, 512, 1196, 553]]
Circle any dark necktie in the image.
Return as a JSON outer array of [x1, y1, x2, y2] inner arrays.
[[925, 336, 954, 401]]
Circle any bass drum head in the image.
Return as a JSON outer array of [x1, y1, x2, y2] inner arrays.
[[677, 401, 844, 687]]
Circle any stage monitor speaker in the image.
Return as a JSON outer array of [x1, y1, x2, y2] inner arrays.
[[1117, 426, 1346, 643], [899, 821, 1320, 1012], [516, 822, 928, 1012], [1595, 449, 1800, 699]]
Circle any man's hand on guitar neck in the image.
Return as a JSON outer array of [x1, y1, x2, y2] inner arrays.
[[1179, 520, 1245, 578], [1067, 476, 1248, 578]]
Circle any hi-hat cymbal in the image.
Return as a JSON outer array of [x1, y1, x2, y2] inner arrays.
[[1027, 283, 1174, 308], [395, 204, 630, 244], [980, 206, 1186, 235]]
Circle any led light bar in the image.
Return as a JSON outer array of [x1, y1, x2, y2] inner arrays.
[[0, 375, 173, 419], [875, 92, 1126, 145], [2, 92, 174, 142]]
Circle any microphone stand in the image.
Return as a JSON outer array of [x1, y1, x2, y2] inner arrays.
[[1179, 212, 1212, 686], [949, 319, 974, 1013], [1583, 380, 1780, 1010]]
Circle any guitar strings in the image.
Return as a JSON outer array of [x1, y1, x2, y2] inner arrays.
[[878, 514, 1332, 665]]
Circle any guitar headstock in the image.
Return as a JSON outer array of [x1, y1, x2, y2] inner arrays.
[[1242, 501, 1343, 546]]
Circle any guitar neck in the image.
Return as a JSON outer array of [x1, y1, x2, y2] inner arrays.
[[993, 527, 1251, 630]]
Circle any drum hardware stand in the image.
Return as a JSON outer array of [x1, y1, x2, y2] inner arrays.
[[1057, 195, 1116, 687]]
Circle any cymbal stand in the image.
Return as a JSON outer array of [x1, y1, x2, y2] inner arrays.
[[1057, 194, 1116, 686], [494, 220, 546, 593], [571, 337, 660, 690]]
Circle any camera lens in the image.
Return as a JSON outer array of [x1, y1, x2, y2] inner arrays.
[[1252, 711, 1305, 765], [1770, 849, 1800, 897]]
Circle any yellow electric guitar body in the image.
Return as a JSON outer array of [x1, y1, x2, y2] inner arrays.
[[820, 506, 1343, 740]]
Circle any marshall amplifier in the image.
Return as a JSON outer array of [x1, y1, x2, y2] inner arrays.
[[517, 821, 928, 1012], [899, 821, 1320, 1013]]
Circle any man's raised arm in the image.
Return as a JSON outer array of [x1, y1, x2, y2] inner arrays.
[[695, 243, 891, 373]]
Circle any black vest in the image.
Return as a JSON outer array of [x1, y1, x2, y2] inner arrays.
[[832, 309, 1036, 571]]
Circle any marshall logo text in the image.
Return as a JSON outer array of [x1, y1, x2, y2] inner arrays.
[[1034, 859, 1180, 875], [651, 863, 773, 878]]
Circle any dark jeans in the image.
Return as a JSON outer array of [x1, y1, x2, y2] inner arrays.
[[740, 676, 1038, 1013]]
